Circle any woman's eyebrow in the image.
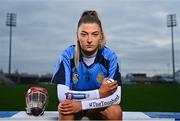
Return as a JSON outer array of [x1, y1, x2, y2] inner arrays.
[[81, 31, 88, 34], [92, 31, 99, 34], [81, 31, 99, 34]]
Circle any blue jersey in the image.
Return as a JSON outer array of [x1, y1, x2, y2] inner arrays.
[[52, 45, 121, 91]]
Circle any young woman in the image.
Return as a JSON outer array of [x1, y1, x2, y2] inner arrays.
[[52, 10, 122, 120]]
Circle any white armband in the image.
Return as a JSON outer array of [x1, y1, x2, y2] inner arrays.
[[57, 84, 100, 102], [81, 86, 121, 110]]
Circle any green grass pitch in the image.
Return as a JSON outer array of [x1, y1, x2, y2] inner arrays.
[[0, 84, 179, 112]]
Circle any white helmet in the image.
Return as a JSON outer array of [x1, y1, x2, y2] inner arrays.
[[25, 87, 48, 116]]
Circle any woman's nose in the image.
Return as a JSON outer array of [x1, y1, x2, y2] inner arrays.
[[87, 36, 92, 43]]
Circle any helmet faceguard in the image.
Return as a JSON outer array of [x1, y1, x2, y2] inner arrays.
[[25, 87, 48, 116]]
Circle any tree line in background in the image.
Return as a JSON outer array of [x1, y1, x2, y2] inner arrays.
[[0, 69, 180, 85]]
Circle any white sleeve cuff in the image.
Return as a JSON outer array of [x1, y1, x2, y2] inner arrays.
[[81, 86, 121, 110], [57, 84, 100, 102], [95, 89, 100, 99]]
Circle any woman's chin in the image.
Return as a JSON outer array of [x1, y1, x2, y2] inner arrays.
[[83, 49, 97, 55]]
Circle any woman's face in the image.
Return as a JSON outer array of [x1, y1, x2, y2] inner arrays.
[[77, 23, 102, 55]]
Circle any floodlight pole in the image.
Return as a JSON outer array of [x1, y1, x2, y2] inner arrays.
[[6, 13, 16, 77], [167, 14, 177, 81]]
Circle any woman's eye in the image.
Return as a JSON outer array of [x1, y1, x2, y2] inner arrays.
[[92, 34, 98, 37], [81, 33, 87, 37]]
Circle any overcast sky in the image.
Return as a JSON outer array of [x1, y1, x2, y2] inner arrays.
[[0, 0, 180, 76]]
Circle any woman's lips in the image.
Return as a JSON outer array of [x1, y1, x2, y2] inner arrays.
[[86, 45, 94, 48]]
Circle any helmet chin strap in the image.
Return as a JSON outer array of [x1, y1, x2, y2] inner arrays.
[[30, 107, 43, 116], [26, 100, 44, 116]]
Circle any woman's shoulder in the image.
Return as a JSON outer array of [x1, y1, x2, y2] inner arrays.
[[61, 45, 75, 59], [101, 46, 117, 59], [65, 45, 75, 52], [102, 46, 116, 54]]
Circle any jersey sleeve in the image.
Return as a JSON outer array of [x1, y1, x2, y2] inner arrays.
[[108, 52, 122, 86], [51, 50, 71, 87]]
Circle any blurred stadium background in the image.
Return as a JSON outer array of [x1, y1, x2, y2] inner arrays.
[[0, 72, 180, 112]]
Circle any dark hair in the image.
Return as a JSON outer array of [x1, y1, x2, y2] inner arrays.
[[77, 10, 102, 31]]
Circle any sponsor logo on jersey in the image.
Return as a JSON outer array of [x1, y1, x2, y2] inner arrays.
[[73, 72, 79, 84], [97, 73, 104, 83]]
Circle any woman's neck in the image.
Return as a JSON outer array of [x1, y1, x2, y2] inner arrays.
[[81, 49, 98, 66], [81, 50, 98, 58]]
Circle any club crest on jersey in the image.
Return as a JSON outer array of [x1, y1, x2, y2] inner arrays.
[[97, 73, 104, 83], [73, 72, 79, 84]]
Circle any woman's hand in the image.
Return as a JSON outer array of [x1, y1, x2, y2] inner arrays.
[[58, 100, 82, 115], [98, 78, 118, 98]]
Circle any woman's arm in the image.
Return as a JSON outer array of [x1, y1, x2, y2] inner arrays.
[[59, 85, 121, 115], [57, 84, 100, 102], [57, 77, 118, 102], [81, 86, 121, 110]]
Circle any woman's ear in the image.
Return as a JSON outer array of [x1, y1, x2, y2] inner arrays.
[[76, 31, 79, 41], [99, 33, 103, 42], [101, 32, 103, 40]]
